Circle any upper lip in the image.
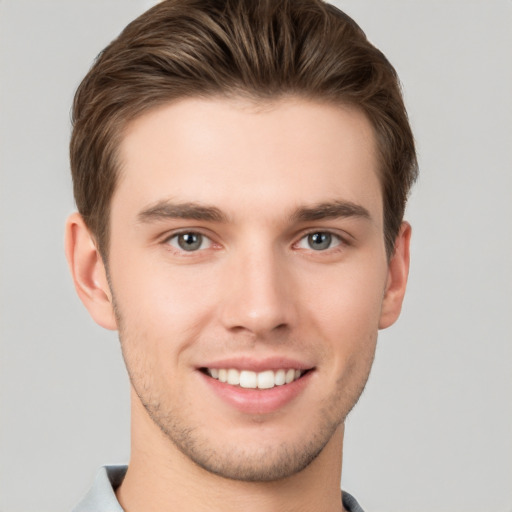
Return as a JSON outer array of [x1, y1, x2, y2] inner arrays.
[[197, 356, 315, 372]]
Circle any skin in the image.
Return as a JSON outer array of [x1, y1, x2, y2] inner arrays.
[[66, 97, 411, 512]]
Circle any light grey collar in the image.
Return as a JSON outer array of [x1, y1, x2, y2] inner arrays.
[[72, 465, 126, 512], [73, 465, 365, 512]]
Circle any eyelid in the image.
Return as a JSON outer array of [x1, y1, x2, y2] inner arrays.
[[161, 228, 218, 252], [293, 229, 351, 251], [158, 227, 351, 253]]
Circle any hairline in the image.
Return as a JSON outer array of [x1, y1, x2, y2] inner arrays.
[[95, 91, 394, 263]]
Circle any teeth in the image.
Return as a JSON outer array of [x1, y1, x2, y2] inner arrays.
[[257, 370, 274, 389], [206, 368, 305, 389], [240, 370, 257, 388], [227, 369, 240, 385], [274, 369, 286, 386]]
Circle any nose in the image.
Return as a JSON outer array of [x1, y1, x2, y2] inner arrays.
[[219, 244, 297, 337]]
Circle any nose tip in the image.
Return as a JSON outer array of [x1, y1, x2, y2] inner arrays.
[[227, 303, 289, 336], [219, 253, 296, 336]]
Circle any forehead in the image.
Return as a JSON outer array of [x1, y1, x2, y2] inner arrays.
[[114, 96, 382, 226]]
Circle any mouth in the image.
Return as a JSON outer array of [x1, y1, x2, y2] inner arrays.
[[200, 367, 311, 389], [198, 361, 315, 414]]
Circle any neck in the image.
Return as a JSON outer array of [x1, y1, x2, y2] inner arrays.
[[117, 390, 346, 512]]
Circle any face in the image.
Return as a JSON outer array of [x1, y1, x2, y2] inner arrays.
[[102, 97, 399, 481]]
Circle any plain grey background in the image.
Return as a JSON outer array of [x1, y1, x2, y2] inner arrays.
[[1, 1, 511, 511]]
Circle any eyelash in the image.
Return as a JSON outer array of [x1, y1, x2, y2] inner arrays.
[[162, 229, 349, 255], [163, 230, 216, 254], [294, 230, 347, 252]]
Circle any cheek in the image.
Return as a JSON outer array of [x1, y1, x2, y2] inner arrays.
[[111, 263, 220, 399], [303, 262, 387, 332], [109, 254, 221, 345], [297, 260, 385, 377]]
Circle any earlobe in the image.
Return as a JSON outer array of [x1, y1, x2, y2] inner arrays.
[[379, 222, 412, 329], [65, 212, 118, 330]]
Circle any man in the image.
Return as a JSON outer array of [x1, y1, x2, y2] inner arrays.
[[65, 0, 417, 510]]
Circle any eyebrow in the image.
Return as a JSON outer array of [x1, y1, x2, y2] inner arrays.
[[137, 200, 228, 223], [137, 199, 371, 225], [290, 200, 371, 223]]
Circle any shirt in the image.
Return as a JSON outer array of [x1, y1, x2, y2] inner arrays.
[[73, 465, 365, 512]]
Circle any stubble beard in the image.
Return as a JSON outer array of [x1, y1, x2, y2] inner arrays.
[[112, 296, 376, 483], [140, 398, 341, 482], [122, 341, 374, 482], [127, 368, 369, 483]]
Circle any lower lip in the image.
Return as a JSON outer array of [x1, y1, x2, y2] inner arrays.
[[198, 370, 313, 415]]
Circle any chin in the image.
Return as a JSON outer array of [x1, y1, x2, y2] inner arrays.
[[167, 428, 335, 482], [140, 389, 349, 482]]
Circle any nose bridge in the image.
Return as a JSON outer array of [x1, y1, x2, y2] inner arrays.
[[220, 238, 295, 335]]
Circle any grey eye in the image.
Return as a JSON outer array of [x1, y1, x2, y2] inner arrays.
[[307, 232, 333, 250], [168, 232, 211, 251], [296, 231, 342, 252], [178, 233, 202, 251]]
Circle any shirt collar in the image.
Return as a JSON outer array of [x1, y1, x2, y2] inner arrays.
[[73, 465, 127, 512], [73, 465, 365, 512]]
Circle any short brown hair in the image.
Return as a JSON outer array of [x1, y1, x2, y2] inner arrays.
[[70, 0, 417, 259]]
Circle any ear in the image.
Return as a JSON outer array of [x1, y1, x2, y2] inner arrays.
[[379, 222, 412, 329], [65, 212, 117, 330]]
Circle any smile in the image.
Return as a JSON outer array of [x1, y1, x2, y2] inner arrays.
[[204, 368, 307, 389]]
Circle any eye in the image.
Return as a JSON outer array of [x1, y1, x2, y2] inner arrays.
[[166, 232, 212, 252], [296, 231, 342, 251]]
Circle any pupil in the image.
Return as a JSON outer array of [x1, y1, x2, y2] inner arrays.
[[309, 232, 331, 250], [178, 233, 202, 251]]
